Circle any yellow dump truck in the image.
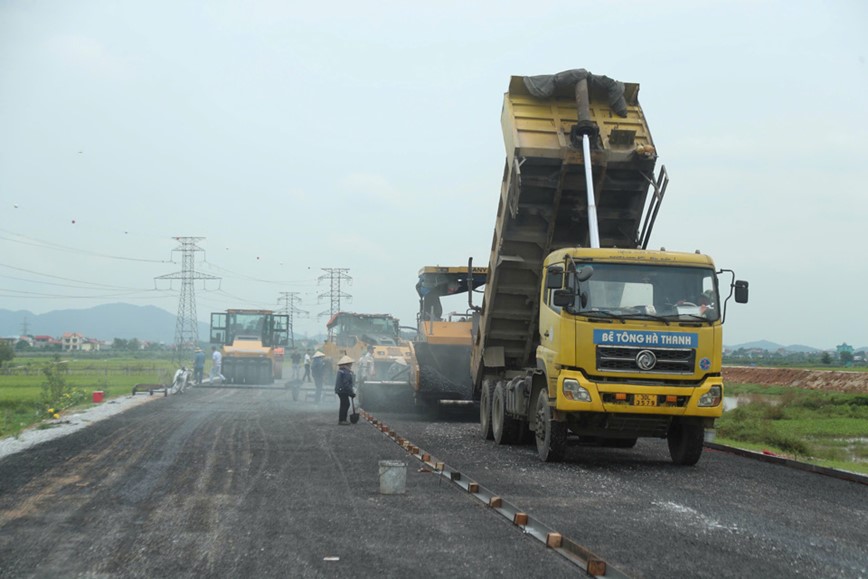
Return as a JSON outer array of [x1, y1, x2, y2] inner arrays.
[[209, 309, 289, 384], [473, 70, 748, 465]]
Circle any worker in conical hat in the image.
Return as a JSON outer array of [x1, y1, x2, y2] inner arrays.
[[334, 355, 355, 424]]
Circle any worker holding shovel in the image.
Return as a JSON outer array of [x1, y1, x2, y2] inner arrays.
[[334, 355, 356, 425]]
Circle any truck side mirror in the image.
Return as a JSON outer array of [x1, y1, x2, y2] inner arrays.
[[545, 267, 564, 289], [552, 289, 575, 307], [734, 280, 749, 303]]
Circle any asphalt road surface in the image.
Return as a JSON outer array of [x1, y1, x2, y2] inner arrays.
[[0, 387, 580, 579]]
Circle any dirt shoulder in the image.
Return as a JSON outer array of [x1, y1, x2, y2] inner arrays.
[[723, 366, 868, 394]]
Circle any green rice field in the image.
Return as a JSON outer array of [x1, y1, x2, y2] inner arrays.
[[0, 356, 177, 438]]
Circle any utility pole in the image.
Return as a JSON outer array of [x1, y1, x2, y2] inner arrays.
[[277, 291, 307, 348], [155, 237, 220, 366], [317, 268, 352, 321]]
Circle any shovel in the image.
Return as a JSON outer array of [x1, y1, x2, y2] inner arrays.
[[350, 396, 360, 424]]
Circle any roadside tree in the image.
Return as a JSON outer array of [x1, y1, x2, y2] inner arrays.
[[0, 341, 13, 367]]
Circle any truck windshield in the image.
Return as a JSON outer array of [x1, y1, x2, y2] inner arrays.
[[570, 263, 719, 322]]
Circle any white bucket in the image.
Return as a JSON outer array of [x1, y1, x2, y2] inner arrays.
[[378, 460, 407, 495]]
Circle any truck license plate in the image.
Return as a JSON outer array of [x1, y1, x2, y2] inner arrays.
[[633, 394, 657, 407]]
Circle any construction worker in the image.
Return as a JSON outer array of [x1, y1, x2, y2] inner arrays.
[[334, 355, 355, 425], [290, 350, 302, 379], [210, 346, 226, 384], [303, 350, 312, 382], [357, 346, 375, 383], [193, 347, 205, 385], [311, 351, 326, 404]]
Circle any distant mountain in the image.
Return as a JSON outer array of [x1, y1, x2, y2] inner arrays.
[[725, 341, 822, 353], [726, 340, 784, 351], [783, 344, 823, 353], [0, 303, 209, 343]]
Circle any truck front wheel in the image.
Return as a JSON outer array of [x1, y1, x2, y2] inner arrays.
[[667, 420, 704, 466], [535, 389, 566, 462]]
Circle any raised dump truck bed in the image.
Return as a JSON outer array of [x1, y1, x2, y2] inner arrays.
[[471, 72, 663, 389]]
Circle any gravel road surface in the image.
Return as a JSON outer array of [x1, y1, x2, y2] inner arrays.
[[376, 407, 868, 579], [0, 387, 579, 578]]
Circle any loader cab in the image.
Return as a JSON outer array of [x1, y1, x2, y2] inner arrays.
[[416, 266, 487, 323]]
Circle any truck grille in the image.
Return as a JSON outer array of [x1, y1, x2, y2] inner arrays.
[[597, 345, 695, 374]]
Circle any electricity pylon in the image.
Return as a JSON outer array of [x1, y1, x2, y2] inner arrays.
[[278, 291, 307, 348], [155, 237, 220, 366], [317, 268, 351, 320]]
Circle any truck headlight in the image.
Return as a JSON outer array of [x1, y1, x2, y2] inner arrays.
[[698, 385, 722, 407], [563, 379, 591, 402]]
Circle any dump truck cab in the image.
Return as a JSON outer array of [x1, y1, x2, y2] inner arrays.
[[542, 247, 742, 429]]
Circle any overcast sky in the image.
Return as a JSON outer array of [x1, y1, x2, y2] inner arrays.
[[1, 0, 866, 349]]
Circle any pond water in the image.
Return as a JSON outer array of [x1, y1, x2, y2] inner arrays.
[[723, 393, 781, 412]]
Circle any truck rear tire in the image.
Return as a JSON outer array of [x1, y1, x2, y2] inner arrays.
[[667, 420, 704, 466], [479, 380, 494, 440], [535, 389, 567, 462], [492, 381, 520, 445]]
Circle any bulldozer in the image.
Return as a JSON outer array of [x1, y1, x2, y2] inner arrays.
[[209, 309, 289, 384]]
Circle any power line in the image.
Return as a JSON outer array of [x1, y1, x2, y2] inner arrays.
[[201, 261, 317, 286], [0, 262, 146, 290], [155, 237, 220, 365], [0, 229, 172, 263]]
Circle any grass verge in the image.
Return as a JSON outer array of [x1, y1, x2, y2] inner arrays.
[[718, 383, 868, 475]]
